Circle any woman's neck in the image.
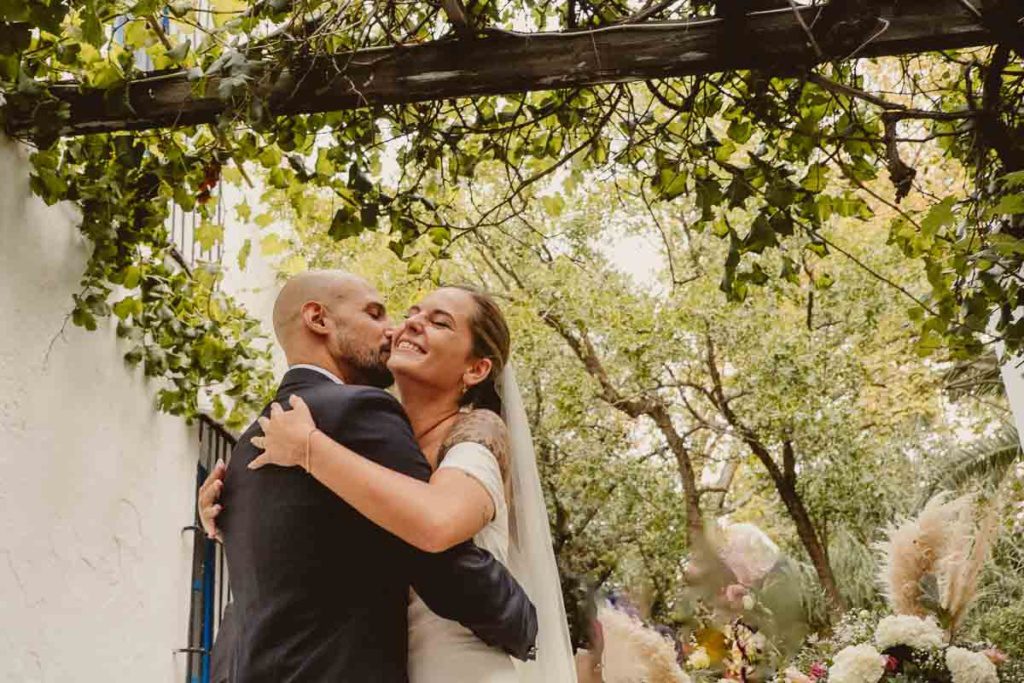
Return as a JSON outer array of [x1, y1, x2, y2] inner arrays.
[[397, 378, 462, 467]]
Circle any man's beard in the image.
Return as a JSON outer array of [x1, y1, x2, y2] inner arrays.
[[335, 336, 394, 389]]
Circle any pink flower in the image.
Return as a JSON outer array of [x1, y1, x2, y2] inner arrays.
[[809, 662, 828, 680], [724, 583, 749, 608], [885, 655, 900, 673], [983, 648, 1008, 666]]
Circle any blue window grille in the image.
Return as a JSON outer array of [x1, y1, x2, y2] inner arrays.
[[180, 416, 234, 683]]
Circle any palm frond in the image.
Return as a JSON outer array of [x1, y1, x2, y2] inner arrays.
[[921, 426, 1021, 502], [942, 353, 1005, 400]]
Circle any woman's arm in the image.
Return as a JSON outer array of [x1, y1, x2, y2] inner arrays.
[[249, 395, 497, 553]]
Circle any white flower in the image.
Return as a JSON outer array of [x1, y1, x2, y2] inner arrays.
[[782, 667, 814, 683], [874, 614, 947, 651], [946, 646, 999, 683], [829, 644, 885, 683], [687, 646, 710, 670]]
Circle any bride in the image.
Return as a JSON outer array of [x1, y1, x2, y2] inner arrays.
[[200, 285, 576, 682]]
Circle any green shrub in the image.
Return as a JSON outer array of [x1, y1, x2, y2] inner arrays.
[[973, 600, 1024, 657]]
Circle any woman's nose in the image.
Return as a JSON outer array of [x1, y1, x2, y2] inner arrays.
[[403, 313, 426, 333]]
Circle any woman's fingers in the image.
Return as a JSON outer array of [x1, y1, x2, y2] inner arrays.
[[251, 436, 266, 450], [197, 459, 227, 540], [198, 461, 225, 507], [270, 401, 284, 417], [289, 394, 313, 421], [198, 461, 223, 494], [247, 453, 269, 470], [199, 479, 220, 508]]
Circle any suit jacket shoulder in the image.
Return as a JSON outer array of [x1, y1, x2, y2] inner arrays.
[[290, 383, 431, 483]]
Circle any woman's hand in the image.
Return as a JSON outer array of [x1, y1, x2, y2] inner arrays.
[[198, 460, 226, 541], [249, 394, 318, 471]]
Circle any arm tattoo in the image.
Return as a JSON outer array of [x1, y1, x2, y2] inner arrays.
[[439, 409, 511, 482]]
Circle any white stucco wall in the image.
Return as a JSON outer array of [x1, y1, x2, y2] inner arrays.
[[0, 139, 199, 682]]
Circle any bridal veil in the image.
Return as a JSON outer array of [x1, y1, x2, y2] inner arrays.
[[499, 364, 577, 682]]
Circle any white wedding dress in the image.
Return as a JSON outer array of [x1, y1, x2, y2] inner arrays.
[[407, 441, 519, 682], [408, 365, 578, 683]]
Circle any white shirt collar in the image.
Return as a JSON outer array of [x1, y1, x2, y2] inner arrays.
[[289, 364, 345, 385]]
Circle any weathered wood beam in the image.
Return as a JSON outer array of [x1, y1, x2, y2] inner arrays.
[[8, 0, 1001, 137]]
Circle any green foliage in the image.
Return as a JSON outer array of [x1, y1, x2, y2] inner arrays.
[[4, 0, 1024, 372], [973, 601, 1024, 658], [25, 131, 275, 428], [923, 427, 1022, 500]]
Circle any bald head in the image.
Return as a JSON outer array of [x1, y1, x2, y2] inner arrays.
[[273, 270, 366, 349], [272, 270, 394, 387]]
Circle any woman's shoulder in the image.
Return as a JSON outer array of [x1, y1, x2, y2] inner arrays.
[[440, 409, 510, 480]]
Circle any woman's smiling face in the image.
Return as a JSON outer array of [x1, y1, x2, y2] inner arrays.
[[387, 287, 485, 393]]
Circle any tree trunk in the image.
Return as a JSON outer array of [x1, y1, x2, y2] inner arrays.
[[737, 437, 845, 615], [649, 405, 706, 548], [772, 471, 846, 615], [705, 335, 845, 615]]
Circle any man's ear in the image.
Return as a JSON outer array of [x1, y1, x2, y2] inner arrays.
[[463, 357, 493, 390], [301, 301, 329, 336]]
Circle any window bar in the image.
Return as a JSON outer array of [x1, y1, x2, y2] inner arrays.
[[216, 182, 224, 265], [191, 208, 198, 269]]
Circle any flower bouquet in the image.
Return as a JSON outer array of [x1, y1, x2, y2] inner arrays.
[[784, 494, 1009, 683]]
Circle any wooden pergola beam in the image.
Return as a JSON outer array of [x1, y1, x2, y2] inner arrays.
[[8, 0, 1000, 137]]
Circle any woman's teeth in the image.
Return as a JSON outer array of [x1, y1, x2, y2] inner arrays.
[[397, 340, 425, 354]]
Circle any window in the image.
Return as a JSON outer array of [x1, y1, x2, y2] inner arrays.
[[180, 416, 234, 683]]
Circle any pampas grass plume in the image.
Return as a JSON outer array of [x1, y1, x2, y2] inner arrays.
[[595, 606, 691, 683], [876, 492, 1001, 635], [876, 493, 969, 617], [941, 496, 1000, 634]]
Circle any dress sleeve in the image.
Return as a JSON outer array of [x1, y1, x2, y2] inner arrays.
[[438, 441, 505, 519]]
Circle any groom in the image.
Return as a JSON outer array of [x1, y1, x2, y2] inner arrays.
[[209, 270, 537, 681]]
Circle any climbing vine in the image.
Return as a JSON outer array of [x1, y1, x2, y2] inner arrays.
[[27, 128, 276, 428], [2, 0, 1024, 429]]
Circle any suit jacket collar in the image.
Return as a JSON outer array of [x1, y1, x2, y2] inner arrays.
[[289, 364, 344, 385], [279, 366, 343, 395]]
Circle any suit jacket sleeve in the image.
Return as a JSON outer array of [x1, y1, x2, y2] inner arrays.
[[318, 388, 539, 661]]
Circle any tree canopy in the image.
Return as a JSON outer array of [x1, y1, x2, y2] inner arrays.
[[3, 2, 1024, 415]]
